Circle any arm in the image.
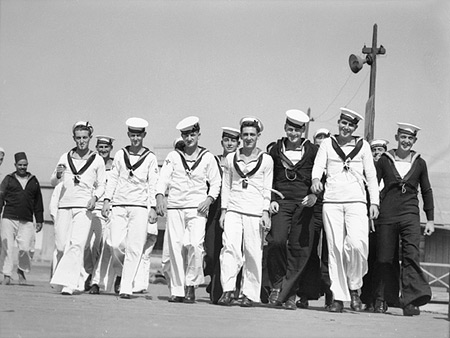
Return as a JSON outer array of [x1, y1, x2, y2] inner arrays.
[[362, 142, 379, 219], [50, 154, 66, 187], [147, 154, 159, 223], [88, 157, 106, 211], [198, 154, 221, 216], [219, 155, 232, 228], [155, 153, 174, 217], [33, 177, 44, 225], [260, 155, 273, 230], [0, 176, 9, 215], [419, 159, 435, 236]]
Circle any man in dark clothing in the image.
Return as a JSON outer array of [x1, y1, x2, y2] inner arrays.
[[0, 152, 44, 285], [374, 123, 434, 316], [266, 109, 318, 310]]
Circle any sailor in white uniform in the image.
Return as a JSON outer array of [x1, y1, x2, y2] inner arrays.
[[156, 116, 221, 304], [102, 118, 159, 299]]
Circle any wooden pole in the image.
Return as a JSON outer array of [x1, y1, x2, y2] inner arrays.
[[305, 107, 311, 140]]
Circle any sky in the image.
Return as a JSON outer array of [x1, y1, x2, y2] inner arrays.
[[0, 0, 449, 223]]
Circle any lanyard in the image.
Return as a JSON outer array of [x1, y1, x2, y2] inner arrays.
[[233, 152, 264, 189], [177, 147, 209, 177], [123, 146, 151, 177]]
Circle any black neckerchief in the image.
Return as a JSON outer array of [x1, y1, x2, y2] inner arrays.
[[176, 146, 209, 177], [233, 149, 264, 189], [123, 146, 151, 177], [331, 136, 363, 171], [382, 150, 420, 194], [279, 138, 311, 169], [67, 148, 96, 184]]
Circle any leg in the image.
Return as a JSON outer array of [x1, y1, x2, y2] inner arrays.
[[166, 209, 187, 297], [133, 233, 157, 293], [16, 221, 35, 275], [0, 218, 18, 279], [184, 209, 206, 288]]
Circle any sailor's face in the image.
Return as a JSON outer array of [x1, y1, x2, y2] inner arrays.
[[128, 131, 146, 148], [396, 133, 416, 152], [73, 130, 91, 151], [0, 152, 4, 166], [221, 137, 239, 155], [284, 124, 304, 144], [241, 127, 259, 149], [314, 134, 327, 146], [338, 119, 357, 138], [181, 131, 199, 148], [371, 146, 386, 162], [96, 143, 112, 158]]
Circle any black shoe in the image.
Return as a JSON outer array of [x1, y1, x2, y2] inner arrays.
[[240, 295, 253, 308], [119, 293, 131, 299], [374, 299, 388, 313], [403, 304, 420, 316], [217, 291, 234, 306], [329, 300, 344, 313], [168, 295, 185, 303], [349, 290, 363, 312], [324, 291, 333, 309], [268, 289, 280, 305], [284, 296, 297, 310], [114, 276, 121, 294], [364, 303, 375, 312], [296, 296, 309, 309], [89, 284, 100, 295], [184, 286, 196, 304], [84, 274, 92, 291]]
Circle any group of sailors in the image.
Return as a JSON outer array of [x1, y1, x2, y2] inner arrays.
[[0, 106, 435, 317]]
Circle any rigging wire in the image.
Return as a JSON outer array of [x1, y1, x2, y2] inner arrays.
[[345, 71, 369, 106]]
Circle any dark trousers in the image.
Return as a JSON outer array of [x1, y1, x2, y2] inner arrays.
[[266, 200, 314, 301], [375, 217, 431, 307], [360, 231, 377, 305]]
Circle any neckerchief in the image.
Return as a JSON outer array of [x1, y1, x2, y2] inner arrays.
[[278, 138, 311, 181], [67, 148, 96, 184], [176, 146, 209, 177], [233, 150, 264, 189], [123, 146, 151, 177], [331, 136, 363, 171]]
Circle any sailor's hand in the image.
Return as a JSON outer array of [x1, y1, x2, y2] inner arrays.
[[197, 196, 214, 216], [87, 196, 97, 211], [148, 208, 157, 224], [302, 194, 317, 208], [423, 221, 435, 236], [369, 204, 379, 220], [311, 178, 323, 194], [101, 201, 110, 218], [260, 211, 271, 231], [35, 223, 43, 233], [269, 201, 279, 215], [156, 195, 165, 217]]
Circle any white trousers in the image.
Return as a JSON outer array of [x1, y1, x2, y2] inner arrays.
[[220, 211, 263, 302], [133, 233, 157, 292], [83, 210, 105, 275], [109, 206, 148, 295], [0, 218, 35, 276], [323, 202, 369, 302], [166, 208, 206, 297], [51, 208, 92, 290]]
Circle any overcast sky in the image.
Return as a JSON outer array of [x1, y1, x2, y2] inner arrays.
[[1, 0, 449, 221]]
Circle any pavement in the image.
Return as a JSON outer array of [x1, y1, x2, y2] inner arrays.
[[0, 253, 449, 338]]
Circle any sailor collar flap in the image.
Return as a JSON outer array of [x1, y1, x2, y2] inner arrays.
[[233, 149, 265, 188], [176, 146, 209, 177], [330, 136, 363, 171], [123, 146, 152, 177], [382, 150, 421, 193], [279, 138, 311, 170], [67, 148, 97, 184]]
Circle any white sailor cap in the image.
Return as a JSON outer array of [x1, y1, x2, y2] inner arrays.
[[397, 122, 421, 136], [0, 146, 5, 154], [370, 139, 389, 149], [96, 135, 115, 145], [314, 128, 331, 138], [126, 117, 148, 133], [340, 107, 364, 124], [221, 127, 240, 139], [285, 109, 309, 128], [239, 116, 264, 133], [176, 116, 200, 133], [72, 121, 94, 134], [173, 137, 184, 149]]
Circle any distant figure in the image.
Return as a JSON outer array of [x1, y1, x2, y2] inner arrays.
[[217, 117, 273, 307], [156, 116, 221, 304], [0, 152, 44, 285], [50, 121, 106, 295], [374, 123, 434, 316], [311, 108, 379, 313]]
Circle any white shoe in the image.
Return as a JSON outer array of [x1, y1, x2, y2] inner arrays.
[[61, 286, 74, 295]]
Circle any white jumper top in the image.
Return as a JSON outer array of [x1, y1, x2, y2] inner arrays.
[[221, 149, 273, 217], [312, 136, 379, 205], [50, 151, 106, 209], [104, 148, 159, 208], [156, 148, 221, 209]]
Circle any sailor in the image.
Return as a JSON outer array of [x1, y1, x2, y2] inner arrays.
[[156, 116, 221, 303], [266, 109, 318, 310], [374, 123, 434, 316], [101, 118, 159, 299], [217, 117, 273, 307], [311, 108, 379, 312], [50, 121, 106, 295]]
